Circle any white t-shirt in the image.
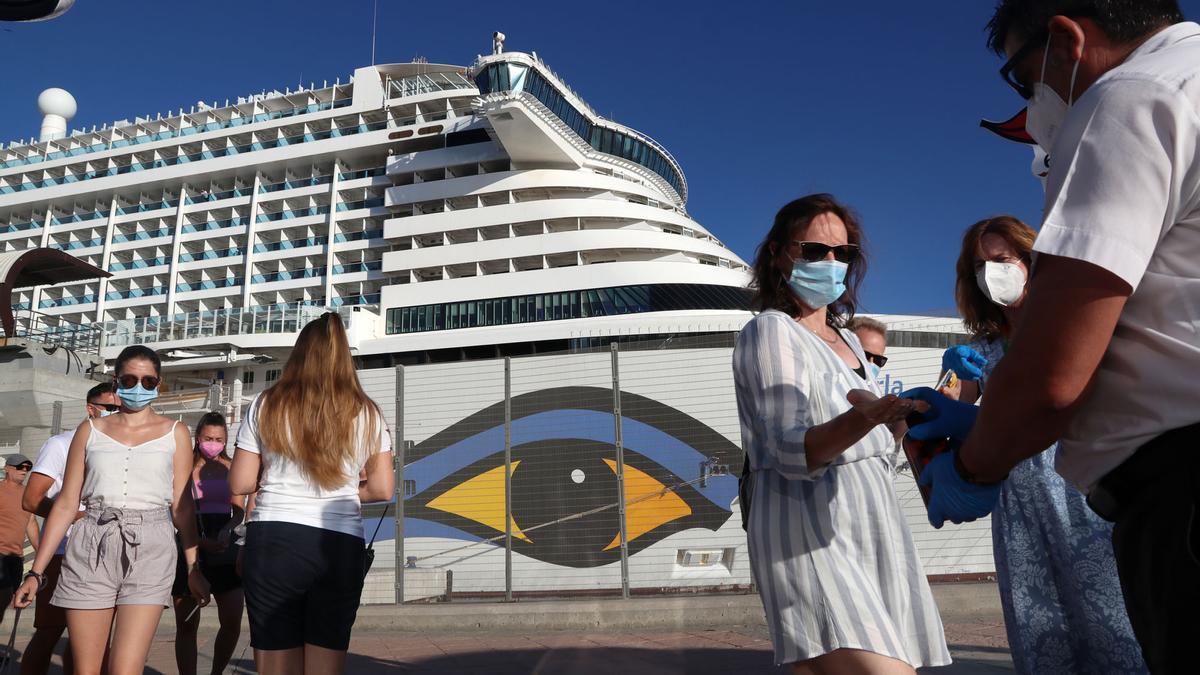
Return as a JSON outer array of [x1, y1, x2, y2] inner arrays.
[[31, 429, 84, 556], [236, 393, 390, 539], [1034, 22, 1200, 491]]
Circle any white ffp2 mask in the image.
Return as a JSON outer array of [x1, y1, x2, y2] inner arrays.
[[976, 261, 1027, 307], [1024, 33, 1083, 151]]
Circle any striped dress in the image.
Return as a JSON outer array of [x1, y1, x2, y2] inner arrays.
[[733, 310, 950, 667]]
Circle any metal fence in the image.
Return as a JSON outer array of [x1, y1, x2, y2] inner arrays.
[[0, 330, 997, 607]]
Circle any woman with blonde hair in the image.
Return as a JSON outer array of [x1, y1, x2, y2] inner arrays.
[[230, 312, 394, 675], [939, 216, 1145, 673]]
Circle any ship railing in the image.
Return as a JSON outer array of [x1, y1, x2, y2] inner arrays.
[[385, 72, 477, 101], [100, 301, 362, 349], [477, 91, 685, 205], [0, 308, 101, 356]]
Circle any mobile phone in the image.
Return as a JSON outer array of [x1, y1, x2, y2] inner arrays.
[[901, 409, 959, 507]]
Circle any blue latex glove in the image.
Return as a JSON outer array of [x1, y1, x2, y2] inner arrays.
[[941, 346, 987, 381], [918, 452, 1001, 528], [900, 387, 980, 442]]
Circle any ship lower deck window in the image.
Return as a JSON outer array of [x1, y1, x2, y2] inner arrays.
[[383, 283, 750, 335]]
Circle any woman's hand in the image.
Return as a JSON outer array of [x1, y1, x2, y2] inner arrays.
[[188, 568, 212, 607], [847, 389, 929, 426], [938, 379, 962, 401], [12, 575, 40, 609]]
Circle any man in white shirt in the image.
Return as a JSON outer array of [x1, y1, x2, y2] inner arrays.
[[20, 382, 118, 675], [905, 2, 1199, 671]]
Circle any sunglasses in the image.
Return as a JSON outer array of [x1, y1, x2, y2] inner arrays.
[[863, 350, 888, 369], [115, 374, 161, 390], [789, 241, 861, 264], [11, 463, 32, 471], [89, 402, 122, 412]]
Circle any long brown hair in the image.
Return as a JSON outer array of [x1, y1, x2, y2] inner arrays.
[[749, 193, 867, 326], [955, 215, 1037, 340], [257, 312, 383, 490]]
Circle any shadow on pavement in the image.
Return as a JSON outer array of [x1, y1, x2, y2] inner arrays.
[[350, 647, 787, 674]]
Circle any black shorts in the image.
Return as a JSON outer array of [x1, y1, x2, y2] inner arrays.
[[0, 554, 22, 592], [242, 521, 365, 651]]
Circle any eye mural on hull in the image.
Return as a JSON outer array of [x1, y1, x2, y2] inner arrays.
[[404, 386, 741, 568]]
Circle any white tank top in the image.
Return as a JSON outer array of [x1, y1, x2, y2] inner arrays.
[[81, 419, 178, 510]]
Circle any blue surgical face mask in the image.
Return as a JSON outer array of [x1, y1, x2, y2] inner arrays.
[[868, 363, 882, 380], [116, 384, 158, 411], [99, 409, 116, 418], [787, 260, 848, 310]]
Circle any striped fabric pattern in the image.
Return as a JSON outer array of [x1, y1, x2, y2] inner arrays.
[[733, 311, 951, 667]]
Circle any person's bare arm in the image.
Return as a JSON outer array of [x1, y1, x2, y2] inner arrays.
[[228, 449, 261, 496], [21, 473, 56, 518], [359, 451, 395, 504], [958, 255, 1130, 481], [25, 514, 39, 552]]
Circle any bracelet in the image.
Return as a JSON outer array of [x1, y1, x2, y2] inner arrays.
[[953, 450, 1005, 486], [23, 570, 46, 592]]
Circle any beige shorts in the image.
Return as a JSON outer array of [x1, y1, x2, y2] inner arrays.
[[52, 507, 176, 609]]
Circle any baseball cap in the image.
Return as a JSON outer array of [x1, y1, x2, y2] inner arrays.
[[4, 454, 32, 468]]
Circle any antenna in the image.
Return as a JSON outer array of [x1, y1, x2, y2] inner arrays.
[[370, 0, 379, 65]]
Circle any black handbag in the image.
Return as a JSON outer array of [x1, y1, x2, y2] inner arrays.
[[363, 504, 389, 579]]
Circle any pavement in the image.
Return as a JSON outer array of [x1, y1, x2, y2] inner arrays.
[[0, 583, 1013, 674]]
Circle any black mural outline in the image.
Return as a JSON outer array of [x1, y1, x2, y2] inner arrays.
[[407, 386, 742, 568]]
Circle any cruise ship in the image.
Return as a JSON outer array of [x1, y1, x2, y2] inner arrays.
[[1, 33, 753, 391], [1, 36, 992, 600]]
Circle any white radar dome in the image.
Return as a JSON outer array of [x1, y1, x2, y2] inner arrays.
[[37, 88, 77, 119]]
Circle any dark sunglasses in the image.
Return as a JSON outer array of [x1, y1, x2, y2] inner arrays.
[[11, 463, 32, 471], [115, 374, 161, 390], [863, 350, 888, 369], [89, 402, 121, 412], [790, 241, 860, 264]]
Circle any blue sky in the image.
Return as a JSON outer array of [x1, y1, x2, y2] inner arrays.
[[3, 1, 1196, 314]]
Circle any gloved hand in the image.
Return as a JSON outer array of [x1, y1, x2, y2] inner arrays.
[[900, 387, 979, 442], [941, 346, 987, 381], [918, 451, 1001, 528]]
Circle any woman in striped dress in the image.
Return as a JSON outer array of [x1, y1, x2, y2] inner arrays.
[[734, 194, 951, 674]]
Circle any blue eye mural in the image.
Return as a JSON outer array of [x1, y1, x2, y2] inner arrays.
[[404, 386, 741, 568]]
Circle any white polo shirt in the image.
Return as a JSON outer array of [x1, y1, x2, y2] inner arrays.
[[31, 429, 80, 556], [1034, 22, 1200, 491]]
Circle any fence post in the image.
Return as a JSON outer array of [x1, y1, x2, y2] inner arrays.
[[610, 343, 630, 599], [394, 365, 405, 605], [504, 357, 513, 602], [50, 401, 64, 436]]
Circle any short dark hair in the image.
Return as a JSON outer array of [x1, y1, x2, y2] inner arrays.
[[987, 0, 1184, 54], [114, 345, 161, 376], [195, 411, 227, 438], [749, 193, 867, 327], [86, 382, 115, 403]]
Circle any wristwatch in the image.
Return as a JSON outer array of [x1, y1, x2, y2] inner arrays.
[[23, 570, 46, 591]]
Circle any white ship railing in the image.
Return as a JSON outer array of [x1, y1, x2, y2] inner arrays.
[[101, 301, 366, 348]]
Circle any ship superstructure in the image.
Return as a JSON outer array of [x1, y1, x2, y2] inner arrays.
[[0, 37, 752, 390]]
